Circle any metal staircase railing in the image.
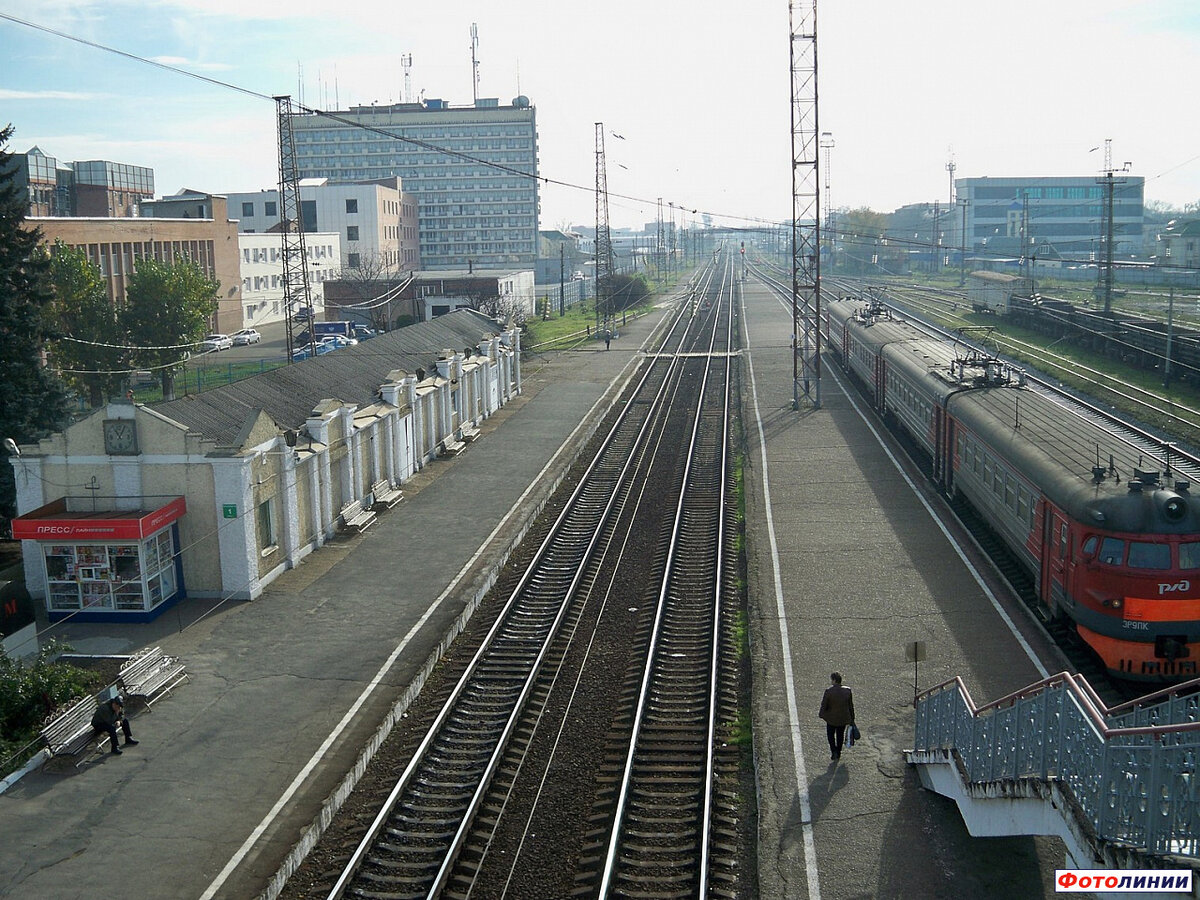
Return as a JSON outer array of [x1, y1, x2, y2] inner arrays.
[[912, 672, 1200, 859]]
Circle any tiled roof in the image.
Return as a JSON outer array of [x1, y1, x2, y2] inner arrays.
[[153, 309, 506, 447]]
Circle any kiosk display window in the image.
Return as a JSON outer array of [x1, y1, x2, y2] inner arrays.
[[41, 529, 178, 614]]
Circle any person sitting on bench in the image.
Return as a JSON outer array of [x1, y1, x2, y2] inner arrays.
[[91, 696, 138, 755]]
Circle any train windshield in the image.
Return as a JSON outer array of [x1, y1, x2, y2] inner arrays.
[[1181, 542, 1200, 570], [1085, 535, 1174, 570], [1127, 542, 1171, 570]]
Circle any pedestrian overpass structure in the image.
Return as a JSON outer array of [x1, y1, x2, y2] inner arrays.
[[906, 672, 1200, 884]]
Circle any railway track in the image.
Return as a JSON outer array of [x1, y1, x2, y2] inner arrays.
[[301, 254, 745, 899]]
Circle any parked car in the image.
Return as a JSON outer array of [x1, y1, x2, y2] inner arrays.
[[200, 333, 233, 352], [352, 324, 377, 340], [325, 334, 358, 348], [232, 328, 261, 346], [290, 337, 339, 361]]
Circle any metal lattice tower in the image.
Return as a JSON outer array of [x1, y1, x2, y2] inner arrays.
[[657, 197, 666, 279], [594, 123, 615, 329], [790, 0, 821, 408], [275, 95, 315, 362]]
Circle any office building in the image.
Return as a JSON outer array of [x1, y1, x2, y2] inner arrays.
[[957, 175, 1146, 260], [290, 97, 538, 270], [225, 177, 418, 273], [35, 190, 244, 334], [11, 147, 154, 218], [238, 232, 340, 326]]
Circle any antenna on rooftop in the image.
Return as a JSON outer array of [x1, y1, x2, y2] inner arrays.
[[470, 23, 481, 104], [402, 54, 413, 103]]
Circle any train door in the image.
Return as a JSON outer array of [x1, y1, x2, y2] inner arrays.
[[942, 416, 954, 494], [1041, 504, 1070, 616]]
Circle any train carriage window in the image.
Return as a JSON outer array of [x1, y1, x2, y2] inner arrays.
[[1016, 489, 1028, 525], [1128, 542, 1171, 570], [1005, 479, 1015, 511], [1099, 537, 1125, 565], [1082, 536, 1098, 557], [1059, 523, 1069, 559], [994, 467, 1004, 496], [1180, 542, 1200, 570], [983, 457, 992, 484]]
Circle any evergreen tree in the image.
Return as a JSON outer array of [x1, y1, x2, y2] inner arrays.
[[46, 241, 129, 408], [121, 257, 218, 400], [0, 125, 69, 524]]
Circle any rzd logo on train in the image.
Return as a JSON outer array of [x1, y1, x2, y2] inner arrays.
[[1158, 580, 1191, 595]]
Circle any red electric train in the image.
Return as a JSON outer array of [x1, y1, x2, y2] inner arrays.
[[824, 297, 1200, 680]]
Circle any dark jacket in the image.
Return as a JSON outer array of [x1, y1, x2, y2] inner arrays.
[[819, 685, 855, 727], [91, 700, 123, 730]]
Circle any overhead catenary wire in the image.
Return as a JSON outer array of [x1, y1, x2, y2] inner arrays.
[[0, 11, 769, 230]]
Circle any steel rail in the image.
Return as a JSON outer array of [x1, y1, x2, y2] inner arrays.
[[599, 257, 734, 896], [324, 259, 722, 900]]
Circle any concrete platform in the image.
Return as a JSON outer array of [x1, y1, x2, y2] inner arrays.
[[1, 277, 1077, 900], [739, 278, 1068, 899], [0, 308, 665, 900]]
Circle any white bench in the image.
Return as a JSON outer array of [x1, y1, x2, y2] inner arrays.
[[118, 647, 188, 711], [40, 695, 109, 765], [338, 498, 377, 533], [370, 478, 403, 511], [460, 423, 481, 443], [439, 437, 466, 458]]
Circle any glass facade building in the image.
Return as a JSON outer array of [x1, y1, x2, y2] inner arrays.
[[958, 175, 1145, 259], [291, 99, 539, 270]]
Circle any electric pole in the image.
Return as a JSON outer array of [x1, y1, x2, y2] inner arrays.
[[275, 95, 314, 362], [821, 131, 835, 271], [958, 197, 969, 286], [790, 0, 821, 409], [595, 123, 615, 333], [1097, 138, 1130, 316]]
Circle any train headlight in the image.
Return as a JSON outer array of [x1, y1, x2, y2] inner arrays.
[[1165, 496, 1188, 521]]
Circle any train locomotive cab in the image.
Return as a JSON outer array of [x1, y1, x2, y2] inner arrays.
[[1068, 472, 1200, 680]]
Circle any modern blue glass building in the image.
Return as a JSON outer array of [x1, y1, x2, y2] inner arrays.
[[957, 175, 1145, 259]]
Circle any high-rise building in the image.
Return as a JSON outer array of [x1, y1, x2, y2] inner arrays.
[[290, 97, 538, 270]]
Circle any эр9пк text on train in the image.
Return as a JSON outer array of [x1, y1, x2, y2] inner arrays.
[[824, 297, 1200, 681]]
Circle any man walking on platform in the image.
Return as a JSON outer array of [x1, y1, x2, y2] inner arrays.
[[819, 672, 855, 761]]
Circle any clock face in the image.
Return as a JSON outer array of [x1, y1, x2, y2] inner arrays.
[[103, 420, 138, 455]]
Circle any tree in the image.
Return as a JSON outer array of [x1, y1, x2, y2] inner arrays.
[[606, 273, 650, 312], [329, 251, 407, 331], [121, 257, 218, 401], [46, 241, 129, 408], [837, 207, 890, 275], [0, 125, 69, 525]]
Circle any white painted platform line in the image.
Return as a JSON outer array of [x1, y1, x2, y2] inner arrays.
[[741, 293, 822, 900]]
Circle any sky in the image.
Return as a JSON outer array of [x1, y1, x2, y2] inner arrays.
[[2, 0, 1199, 232]]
